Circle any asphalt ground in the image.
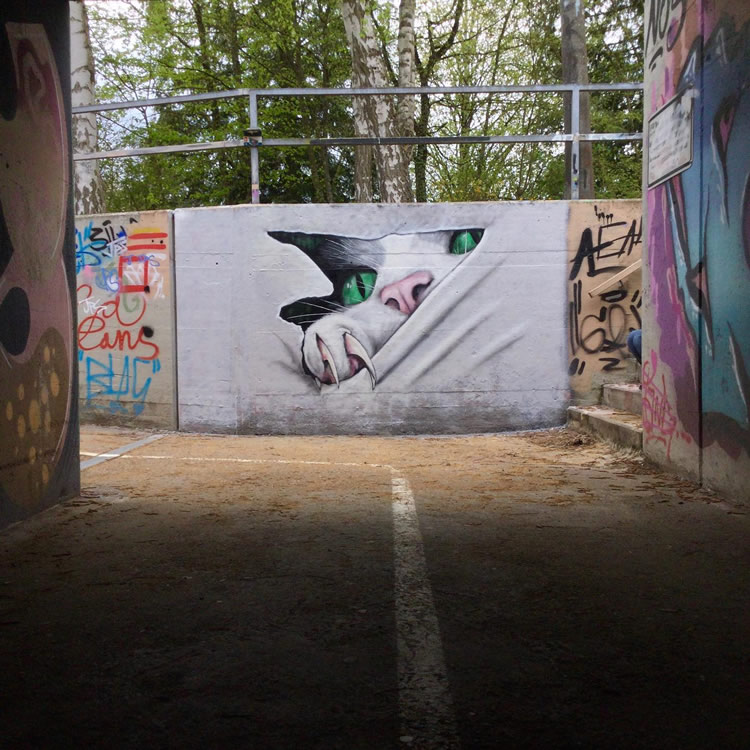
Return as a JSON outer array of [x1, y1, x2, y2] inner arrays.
[[0, 427, 748, 749]]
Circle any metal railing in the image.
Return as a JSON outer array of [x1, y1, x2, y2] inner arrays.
[[72, 83, 644, 201]]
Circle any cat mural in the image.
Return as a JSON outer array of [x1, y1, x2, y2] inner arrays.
[[270, 228, 484, 389]]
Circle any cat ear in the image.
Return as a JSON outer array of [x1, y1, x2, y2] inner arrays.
[[268, 231, 325, 256], [268, 231, 353, 281]]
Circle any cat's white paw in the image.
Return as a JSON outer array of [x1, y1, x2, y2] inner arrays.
[[304, 319, 383, 388]]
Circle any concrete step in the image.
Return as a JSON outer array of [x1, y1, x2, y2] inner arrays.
[[602, 383, 642, 416], [567, 405, 643, 451]]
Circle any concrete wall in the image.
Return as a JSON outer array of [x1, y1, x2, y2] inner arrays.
[[75, 211, 177, 429], [74, 199, 641, 437], [175, 202, 572, 435], [644, 0, 750, 499], [0, 1, 80, 527], [567, 200, 642, 403]]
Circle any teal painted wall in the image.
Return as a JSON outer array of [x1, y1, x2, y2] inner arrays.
[[644, 0, 750, 499]]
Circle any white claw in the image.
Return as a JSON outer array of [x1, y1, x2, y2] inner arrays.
[[317, 336, 339, 387], [344, 332, 377, 389]]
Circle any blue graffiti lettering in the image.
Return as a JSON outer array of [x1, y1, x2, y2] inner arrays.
[[83, 354, 161, 416], [75, 221, 128, 273]]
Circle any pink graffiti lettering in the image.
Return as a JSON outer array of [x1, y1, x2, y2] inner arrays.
[[642, 349, 693, 459]]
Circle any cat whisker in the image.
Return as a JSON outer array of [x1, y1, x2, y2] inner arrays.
[[292, 300, 348, 315], [285, 314, 325, 322]]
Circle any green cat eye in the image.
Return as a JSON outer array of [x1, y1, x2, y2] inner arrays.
[[450, 229, 483, 255], [341, 270, 377, 306]]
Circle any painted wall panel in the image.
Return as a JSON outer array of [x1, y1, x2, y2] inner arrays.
[[174, 207, 237, 431], [696, 6, 750, 497], [644, 0, 750, 498], [567, 200, 642, 403], [0, 1, 79, 527], [176, 202, 571, 435], [75, 210, 177, 429]]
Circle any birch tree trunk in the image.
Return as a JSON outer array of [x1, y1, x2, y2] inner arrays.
[[352, 96, 374, 203], [560, 0, 594, 199], [341, 0, 414, 203], [396, 0, 416, 140], [70, 0, 105, 215]]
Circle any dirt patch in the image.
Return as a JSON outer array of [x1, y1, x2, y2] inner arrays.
[[0, 427, 746, 748]]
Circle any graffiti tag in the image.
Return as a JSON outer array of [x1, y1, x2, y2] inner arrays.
[[76, 217, 169, 417], [646, 0, 687, 71], [642, 350, 692, 459], [568, 205, 642, 380], [81, 353, 161, 417]]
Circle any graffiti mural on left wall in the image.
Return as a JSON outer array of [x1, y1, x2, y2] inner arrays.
[[75, 212, 175, 425], [0, 20, 76, 514]]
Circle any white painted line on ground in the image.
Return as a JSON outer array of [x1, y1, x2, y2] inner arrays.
[[78, 453, 389, 469], [80, 434, 166, 470], [77, 447, 459, 745], [392, 471, 461, 749]]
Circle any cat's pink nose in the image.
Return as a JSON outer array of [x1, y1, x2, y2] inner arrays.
[[379, 270, 433, 315]]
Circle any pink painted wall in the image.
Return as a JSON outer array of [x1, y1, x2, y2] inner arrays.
[[0, 1, 80, 527]]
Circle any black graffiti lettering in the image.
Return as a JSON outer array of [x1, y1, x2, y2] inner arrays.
[[648, 46, 664, 71], [87, 222, 130, 256], [621, 218, 642, 256], [601, 337, 623, 353], [581, 327, 605, 354], [580, 306, 607, 354], [647, 0, 687, 70], [606, 304, 628, 351], [575, 302, 629, 356], [569, 302, 578, 356], [600, 357, 623, 371], [601, 288, 628, 303], [647, 0, 671, 50], [569, 281, 582, 355], [569, 228, 600, 280], [569, 221, 641, 280], [594, 204, 614, 224], [595, 222, 629, 260], [569, 216, 642, 379]]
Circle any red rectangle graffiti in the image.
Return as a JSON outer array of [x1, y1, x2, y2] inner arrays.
[[118, 254, 150, 293]]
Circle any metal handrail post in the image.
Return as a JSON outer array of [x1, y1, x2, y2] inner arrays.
[[249, 92, 260, 204], [571, 84, 580, 200]]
